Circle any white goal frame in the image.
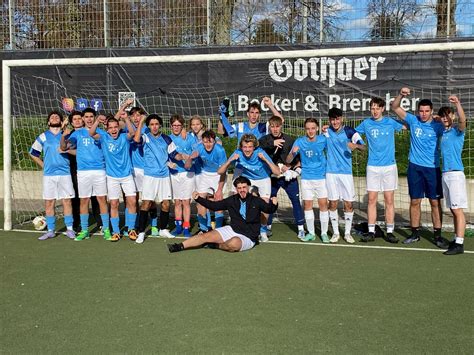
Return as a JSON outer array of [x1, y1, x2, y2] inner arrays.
[[3, 41, 474, 230]]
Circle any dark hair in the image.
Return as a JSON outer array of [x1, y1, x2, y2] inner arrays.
[[201, 130, 216, 141], [304, 117, 319, 127], [146, 114, 163, 126], [370, 97, 385, 108], [170, 114, 185, 126], [106, 117, 119, 127], [328, 107, 343, 119], [268, 115, 283, 126], [418, 99, 433, 110], [47, 110, 63, 123], [130, 107, 145, 116], [437, 106, 452, 118], [68, 110, 83, 121], [247, 102, 261, 113], [82, 107, 96, 116], [233, 176, 251, 187]]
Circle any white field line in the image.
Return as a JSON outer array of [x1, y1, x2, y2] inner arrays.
[[6, 229, 474, 254]]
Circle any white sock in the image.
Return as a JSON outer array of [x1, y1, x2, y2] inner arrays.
[[368, 224, 375, 233], [329, 210, 340, 235], [304, 210, 315, 235], [344, 211, 353, 235], [455, 236, 464, 244], [386, 223, 394, 234], [320, 211, 329, 235], [298, 224, 304, 232]]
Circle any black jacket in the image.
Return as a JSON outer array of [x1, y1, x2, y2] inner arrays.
[[196, 195, 278, 243], [259, 133, 299, 166]]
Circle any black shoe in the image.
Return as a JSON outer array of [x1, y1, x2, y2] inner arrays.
[[434, 236, 450, 249], [443, 242, 464, 255], [403, 234, 420, 244], [360, 232, 375, 242], [193, 229, 208, 236], [168, 243, 184, 253], [384, 232, 399, 244]]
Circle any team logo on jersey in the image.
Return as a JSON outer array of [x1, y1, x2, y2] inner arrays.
[[305, 150, 314, 158], [108, 143, 116, 152], [415, 128, 423, 137], [82, 137, 92, 146], [370, 129, 379, 138]]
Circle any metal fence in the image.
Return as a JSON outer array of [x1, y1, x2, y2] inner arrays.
[[1, 0, 473, 50]]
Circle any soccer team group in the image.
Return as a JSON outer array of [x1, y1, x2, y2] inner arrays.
[[29, 87, 468, 255]]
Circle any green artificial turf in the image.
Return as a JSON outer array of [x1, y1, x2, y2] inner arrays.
[[1, 225, 472, 353]]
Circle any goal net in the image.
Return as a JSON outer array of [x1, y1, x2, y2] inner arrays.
[[3, 42, 474, 230]]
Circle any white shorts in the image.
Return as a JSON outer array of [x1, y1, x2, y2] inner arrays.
[[195, 171, 221, 194], [43, 175, 75, 200], [301, 179, 328, 200], [231, 177, 271, 199], [366, 164, 398, 192], [106, 175, 137, 200], [77, 170, 107, 198], [442, 171, 468, 209], [326, 173, 355, 202], [171, 171, 195, 200], [133, 168, 144, 192], [142, 175, 173, 203], [216, 225, 255, 252]]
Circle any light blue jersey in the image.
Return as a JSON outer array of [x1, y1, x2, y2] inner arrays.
[[194, 143, 227, 173], [30, 130, 70, 176], [404, 112, 444, 168], [292, 135, 327, 180], [99, 132, 133, 178], [355, 117, 403, 167], [231, 147, 272, 180], [441, 125, 465, 172], [68, 127, 105, 171], [229, 122, 268, 141], [325, 126, 364, 174], [169, 133, 197, 174], [124, 124, 147, 169], [140, 133, 178, 178]]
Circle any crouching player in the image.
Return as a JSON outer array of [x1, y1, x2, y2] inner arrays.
[[217, 134, 281, 242], [287, 118, 329, 243], [437, 96, 468, 255], [89, 115, 137, 242], [132, 114, 186, 243], [30, 111, 76, 240], [185, 130, 227, 234], [168, 177, 278, 253]]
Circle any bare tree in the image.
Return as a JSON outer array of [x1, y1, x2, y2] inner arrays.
[[210, 0, 236, 45], [253, 18, 286, 44], [367, 0, 418, 40]]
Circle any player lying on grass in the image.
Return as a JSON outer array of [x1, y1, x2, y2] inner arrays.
[[436, 95, 467, 255], [168, 176, 278, 253], [30, 111, 76, 240]]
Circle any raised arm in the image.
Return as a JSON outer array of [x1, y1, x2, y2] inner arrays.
[[217, 153, 239, 175], [133, 115, 146, 143], [262, 96, 284, 122], [89, 116, 101, 138], [60, 127, 72, 151], [123, 115, 135, 140], [391, 87, 410, 120], [449, 95, 466, 131]]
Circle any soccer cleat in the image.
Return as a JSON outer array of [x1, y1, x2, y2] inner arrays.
[[65, 230, 76, 239], [38, 231, 55, 241], [259, 232, 269, 243], [103, 228, 112, 241], [443, 242, 464, 255], [150, 226, 159, 237], [403, 234, 420, 244], [384, 232, 399, 244], [330, 234, 340, 243], [297, 230, 306, 240], [172, 226, 183, 236], [266, 228, 273, 237], [301, 233, 316, 242], [433, 236, 450, 249], [128, 229, 138, 241], [321, 233, 330, 244], [135, 232, 145, 244], [168, 243, 184, 253], [74, 230, 90, 242], [360, 232, 375, 243], [159, 229, 174, 238], [110, 233, 121, 242], [183, 228, 191, 238], [344, 234, 355, 244]]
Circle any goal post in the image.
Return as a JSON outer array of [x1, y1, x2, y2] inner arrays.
[[3, 41, 474, 230]]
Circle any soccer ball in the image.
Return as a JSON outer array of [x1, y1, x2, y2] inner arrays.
[[32, 216, 47, 231]]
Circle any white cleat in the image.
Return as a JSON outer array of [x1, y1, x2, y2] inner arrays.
[[135, 232, 145, 244], [259, 232, 269, 243], [159, 229, 175, 238], [330, 234, 340, 243], [344, 234, 355, 244]]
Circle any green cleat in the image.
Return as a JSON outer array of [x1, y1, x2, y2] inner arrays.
[[321, 233, 330, 243], [103, 228, 112, 241], [74, 230, 90, 241], [301, 233, 316, 242], [150, 226, 159, 237]]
